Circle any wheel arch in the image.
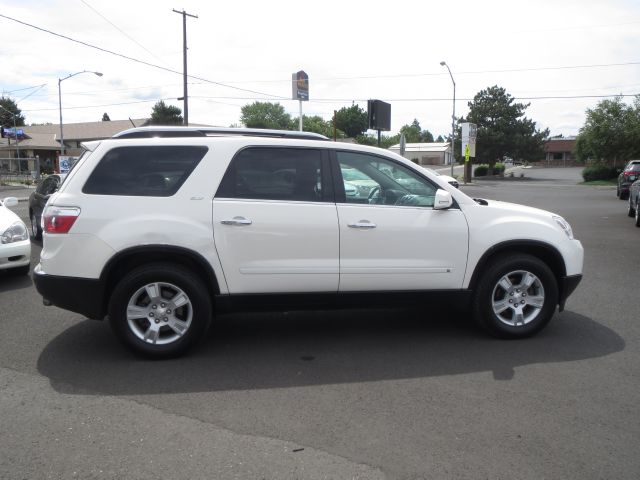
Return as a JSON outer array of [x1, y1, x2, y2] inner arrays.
[[469, 240, 566, 298], [100, 245, 220, 317]]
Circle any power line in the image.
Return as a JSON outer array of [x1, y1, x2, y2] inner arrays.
[[79, 0, 170, 67], [2, 83, 48, 95], [17, 84, 46, 103], [3, 12, 639, 95], [516, 19, 640, 34], [22, 92, 638, 113], [198, 62, 640, 85], [20, 78, 640, 103], [0, 13, 287, 100], [22, 98, 167, 112]]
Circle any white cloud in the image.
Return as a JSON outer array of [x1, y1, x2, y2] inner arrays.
[[1, 0, 639, 136]]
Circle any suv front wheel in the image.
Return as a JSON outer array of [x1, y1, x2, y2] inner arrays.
[[473, 254, 558, 338], [108, 263, 212, 358]]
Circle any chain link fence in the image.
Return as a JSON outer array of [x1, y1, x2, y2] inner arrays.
[[0, 157, 40, 184]]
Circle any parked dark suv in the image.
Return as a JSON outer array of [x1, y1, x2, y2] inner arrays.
[[28, 173, 66, 240], [617, 160, 640, 200]]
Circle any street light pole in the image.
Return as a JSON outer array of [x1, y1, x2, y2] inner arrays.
[[173, 9, 198, 126], [440, 61, 456, 177], [58, 70, 103, 156]]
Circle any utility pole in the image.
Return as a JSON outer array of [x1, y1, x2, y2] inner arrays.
[[173, 8, 198, 126]]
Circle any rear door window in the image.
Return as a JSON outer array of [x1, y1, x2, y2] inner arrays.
[[83, 146, 207, 196], [216, 147, 329, 202]]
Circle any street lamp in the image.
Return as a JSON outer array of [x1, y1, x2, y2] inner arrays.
[[440, 61, 456, 177], [58, 70, 103, 156]]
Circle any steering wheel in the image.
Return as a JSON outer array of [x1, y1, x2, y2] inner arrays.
[[368, 185, 383, 204]]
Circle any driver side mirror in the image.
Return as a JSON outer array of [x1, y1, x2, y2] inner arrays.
[[433, 189, 453, 210]]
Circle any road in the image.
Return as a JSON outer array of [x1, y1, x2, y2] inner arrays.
[[0, 168, 637, 479]]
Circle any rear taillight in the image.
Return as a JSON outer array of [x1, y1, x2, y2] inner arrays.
[[43, 206, 81, 234]]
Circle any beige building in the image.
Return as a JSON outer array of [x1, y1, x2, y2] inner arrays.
[[388, 142, 453, 166], [0, 119, 149, 172]]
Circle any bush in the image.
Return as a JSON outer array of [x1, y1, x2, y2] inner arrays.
[[582, 164, 619, 182], [474, 165, 488, 176], [473, 163, 505, 176]]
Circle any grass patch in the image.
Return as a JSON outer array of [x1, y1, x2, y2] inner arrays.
[[579, 179, 617, 186]]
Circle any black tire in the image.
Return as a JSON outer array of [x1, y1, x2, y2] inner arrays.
[[628, 196, 635, 217], [620, 190, 629, 200], [30, 211, 42, 240], [108, 263, 212, 358], [472, 254, 558, 338], [635, 200, 640, 227], [616, 186, 620, 198]]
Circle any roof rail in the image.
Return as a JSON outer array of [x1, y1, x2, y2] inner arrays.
[[113, 126, 329, 141]]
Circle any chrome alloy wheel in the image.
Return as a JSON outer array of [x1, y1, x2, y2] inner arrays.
[[491, 270, 545, 327], [126, 282, 193, 345]]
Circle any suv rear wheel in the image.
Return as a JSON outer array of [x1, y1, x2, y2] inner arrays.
[[108, 263, 212, 358], [473, 254, 558, 338]]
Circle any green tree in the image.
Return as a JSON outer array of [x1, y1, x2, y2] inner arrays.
[[240, 102, 292, 129], [149, 100, 183, 125], [335, 104, 368, 138], [459, 86, 549, 171], [0, 97, 26, 128], [355, 133, 400, 149], [575, 95, 640, 166], [399, 119, 434, 143], [102, 112, 111, 121], [292, 115, 344, 138], [435, 134, 445, 142]]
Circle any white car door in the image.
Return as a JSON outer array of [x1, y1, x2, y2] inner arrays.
[[213, 146, 339, 294], [334, 151, 469, 292]]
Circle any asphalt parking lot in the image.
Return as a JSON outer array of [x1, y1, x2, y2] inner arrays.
[[0, 167, 638, 479]]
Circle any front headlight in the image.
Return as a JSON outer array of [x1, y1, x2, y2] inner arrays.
[[1, 221, 29, 244], [553, 215, 574, 240]]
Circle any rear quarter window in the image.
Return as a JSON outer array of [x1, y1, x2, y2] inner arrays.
[[82, 146, 207, 196]]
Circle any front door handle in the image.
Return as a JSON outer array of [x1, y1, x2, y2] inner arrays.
[[347, 220, 376, 229], [221, 216, 252, 226]]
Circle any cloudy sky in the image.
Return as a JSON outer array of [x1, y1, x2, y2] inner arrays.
[[1, 0, 639, 138]]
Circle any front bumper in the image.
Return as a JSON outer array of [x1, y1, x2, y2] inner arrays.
[[33, 264, 106, 320], [0, 239, 31, 271], [558, 274, 582, 311]]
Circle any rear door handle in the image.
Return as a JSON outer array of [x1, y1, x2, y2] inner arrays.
[[221, 216, 252, 226], [347, 221, 376, 229]]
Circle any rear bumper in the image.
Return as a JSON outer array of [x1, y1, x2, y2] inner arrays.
[[558, 274, 582, 311], [33, 264, 106, 320]]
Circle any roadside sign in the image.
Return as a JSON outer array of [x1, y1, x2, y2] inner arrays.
[[59, 155, 74, 174], [461, 122, 477, 158], [292, 70, 309, 101], [465, 144, 470, 163]]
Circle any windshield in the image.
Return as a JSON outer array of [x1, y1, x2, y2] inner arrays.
[[342, 168, 372, 181]]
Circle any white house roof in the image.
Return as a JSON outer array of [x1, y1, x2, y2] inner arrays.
[[389, 142, 451, 153]]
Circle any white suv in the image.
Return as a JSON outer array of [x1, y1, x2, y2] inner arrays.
[[34, 127, 583, 357]]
